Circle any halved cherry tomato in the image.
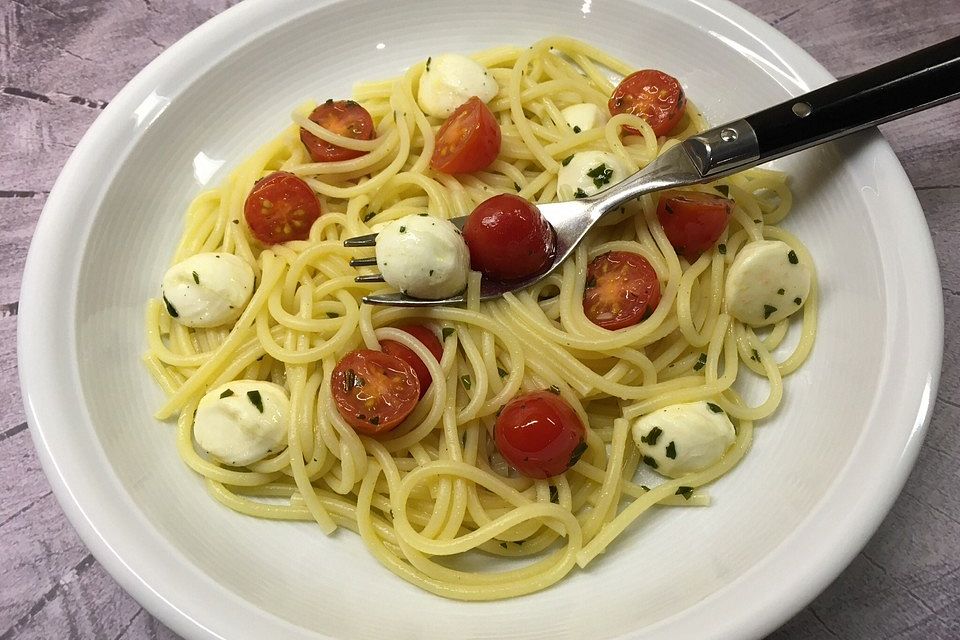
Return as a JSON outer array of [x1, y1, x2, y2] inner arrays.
[[331, 349, 420, 435], [609, 69, 686, 137], [244, 172, 321, 244], [300, 99, 375, 163], [656, 191, 733, 261], [462, 193, 555, 281], [583, 251, 661, 330], [430, 96, 501, 174], [494, 390, 587, 479], [381, 325, 444, 399]]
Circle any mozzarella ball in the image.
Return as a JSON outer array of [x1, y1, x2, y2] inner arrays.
[[194, 381, 289, 466], [632, 401, 736, 478], [557, 151, 628, 200], [375, 214, 470, 299], [725, 240, 812, 326], [417, 54, 499, 118], [161, 252, 254, 328], [560, 103, 608, 132]]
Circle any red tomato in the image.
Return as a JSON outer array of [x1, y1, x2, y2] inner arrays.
[[462, 194, 555, 281], [494, 391, 587, 479], [609, 70, 686, 137], [430, 96, 501, 174], [380, 325, 444, 399], [243, 172, 322, 244], [583, 251, 661, 330], [300, 100, 375, 163], [331, 349, 420, 435], [656, 191, 733, 261]]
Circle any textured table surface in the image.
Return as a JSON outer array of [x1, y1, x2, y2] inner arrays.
[[2, 1, 959, 638]]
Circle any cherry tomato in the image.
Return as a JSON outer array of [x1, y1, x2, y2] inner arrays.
[[331, 349, 420, 435], [380, 325, 444, 399], [656, 191, 733, 261], [243, 172, 322, 244], [495, 391, 587, 479], [300, 99, 375, 163], [430, 96, 501, 174], [583, 251, 661, 330], [609, 69, 686, 137], [462, 193, 555, 281]]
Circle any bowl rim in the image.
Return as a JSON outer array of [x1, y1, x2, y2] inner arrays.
[[17, 1, 944, 638]]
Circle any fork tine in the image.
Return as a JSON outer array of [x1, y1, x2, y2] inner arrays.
[[349, 256, 378, 267], [344, 233, 378, 247], [354, 274, 385, 283], [362, 292, 466, 306]]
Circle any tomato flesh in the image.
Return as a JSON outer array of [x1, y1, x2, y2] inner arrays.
[[609, 69, 686, 137], [331, 349, 420, 435], [656, 191, 733, 261], [300, 100, 375, 163], [430, 96, 501, 174], [243, 172, 321, 244], [380, 325, 444, 399], [495, 391, 587, 479], [462, 193, 555, 281], [583, 251, 662, 330]]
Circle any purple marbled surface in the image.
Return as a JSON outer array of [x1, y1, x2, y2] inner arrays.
[[2, 1, 959, 638]]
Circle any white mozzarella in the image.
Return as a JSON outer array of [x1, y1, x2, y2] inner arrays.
[[417, 54, 499, 118], [161, 252, 254, 328], [560, 103, 607, 132], [556, 151, 628, 200], [194, 381, 289, 466], [632, 401, 735, 478], [725, 240, 812, 326], [375, 214, 470, 299]]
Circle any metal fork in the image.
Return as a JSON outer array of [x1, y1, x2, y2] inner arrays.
[[346, 35, 960, 307]]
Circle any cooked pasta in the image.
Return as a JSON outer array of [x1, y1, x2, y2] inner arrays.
[[144, 35, 817, 600]]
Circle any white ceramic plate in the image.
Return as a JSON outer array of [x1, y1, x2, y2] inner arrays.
[[18, 1, 943, 638]]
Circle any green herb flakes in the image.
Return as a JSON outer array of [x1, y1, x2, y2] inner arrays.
[[718, 243, 727, 255], [192, 271, 200, 285], [763, 304, 778, 319], [586, 163, 614, 189], [572, 125, 582, 133], [399, 226, 406, 233], [665, 441, 677, 459], [162, 295, 178, 318], [247, 390, 263, 413], [777, 288, 785, 295], [693, 352, 707, 371], [219, 389, 234, 399], [788, 250, 799, 264], [706, 402, 723, 414], [562, 155, 573, 166], [363, 211, 377, 222], [642, 455, 659, 469], [568, 441, 588, 467], [574, 188, 588, 199], [716, 184, 730, 197], [442, 327, 455, 339], [460, 375, 472, 390], [641, 426, 662, 446], [497, 367, 508, 378], [676, 486, 694, 500], [326, 312, 339, 319], [548, 385, 560, 395], [795, 297, 802, 305]]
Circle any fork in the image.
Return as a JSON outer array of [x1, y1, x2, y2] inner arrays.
[[346, 35, 960, 307]]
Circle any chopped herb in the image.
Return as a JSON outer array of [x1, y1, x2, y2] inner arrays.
[[693, 352, 707, 371], [777, 288, 785, 295], [716, 184, 730, 197], [548, 385, 561, 395], [549, 485, 559, 503], [425, 56, 431, 71], [363, 211, 377, 222], [561, 155, 573, 166], [754, 219, 762, 224], [568, 440, 588, 466], [399, 226, 406, 233], [763, 304, 778, 319], [324, 98, 333, 105], [418, 213, 428, 216], [460, 375, 472, 390], [572, 125, 582, 133], [751, 349, 760, 362], [676, 486, 694, 500], [162, 295, 179, 318], [640, 485, 650, 491], [664, 203, 674, 215], [574, 188, 588, 199], [232, 219, 239, 225], [256, 355, 264, 361], [326, 312, 339, 319], [642, 455, 659, 469], [706, 402, 723, 413], [369, 416, 380, 426], [499, 542, 508, 549], [718, 243, 727, 254], [429, 269, 434, 277], [641, 426, 663, 446], [788, 250, 799, 264], [247, 390, 263, 413], [345, 99, 358, 106], [665, 441, 677, 459], [795, 297, 802, 305], [514, 182, 521, 192], [219, 389, 234, 399], [192, 271, 200, 285], [442, 327, 454, 339], [586, 163, 614, 188], [498, 367, 508, 378]]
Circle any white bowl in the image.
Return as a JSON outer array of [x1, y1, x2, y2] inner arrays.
[[18, 0, 943, 638]]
